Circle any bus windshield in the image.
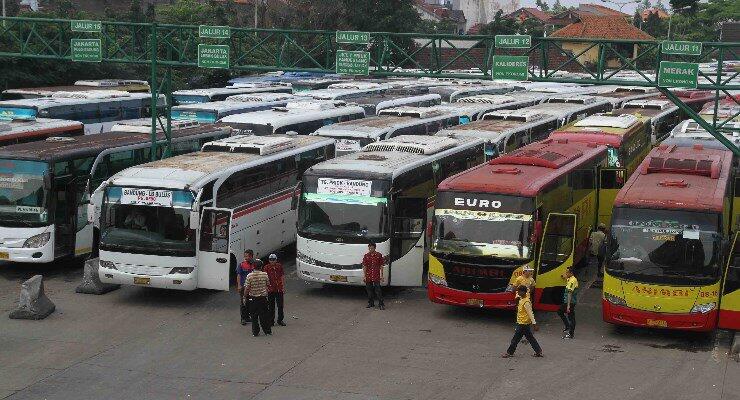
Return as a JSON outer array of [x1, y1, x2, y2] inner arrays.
[[100, 186, 196, 257], [171, 110, 218, 123], [432, 192, 534, 261], [298, 177, 390, 243], [0, 159, 49, 227], [0, 106, 37, 121], [607, 207, 722, 285], [172, 95, 211, 105]]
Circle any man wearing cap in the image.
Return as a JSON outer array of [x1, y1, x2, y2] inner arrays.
[[265, 253, 286, 327], [589, 223, 607, 276], [511, 266, 536, 300]]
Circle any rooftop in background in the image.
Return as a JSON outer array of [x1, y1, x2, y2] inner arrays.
[[504, 7, 552, 23], [550, 14, 654, 41]]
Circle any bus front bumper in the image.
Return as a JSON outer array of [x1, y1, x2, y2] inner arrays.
[[296, 259, 365, 286], [428, 281, 517, 310], [0, 227, 55, 263], [602, 300, 718, 332], [99, 264, 197, 291]]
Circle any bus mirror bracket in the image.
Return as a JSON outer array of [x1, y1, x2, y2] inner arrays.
[[189, 211, 200, 230], [43, 174, 51, 190], [87, 204, 95, 224], [291, 182, 302, 210]]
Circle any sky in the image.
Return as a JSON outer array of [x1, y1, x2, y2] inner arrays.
[[518, 0, 645, 14]]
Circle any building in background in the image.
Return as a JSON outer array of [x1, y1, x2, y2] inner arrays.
[[547, 3, 629, 29]]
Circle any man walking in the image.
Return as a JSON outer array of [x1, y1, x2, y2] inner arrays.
[[236, 249, 259, 325], [362, 242, 385, 310], [265, 253, 286, 327], [245, 261, 272, 337], [558, 267, 579, 339], [589, 223, 607, 276]]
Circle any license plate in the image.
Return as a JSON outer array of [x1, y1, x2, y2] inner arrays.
[[0, 252, 8, 260], [329, 275, 348, 283], [133, 277, 150, 285], [647, 319, 668, 327], [467, 298, 483, 307]]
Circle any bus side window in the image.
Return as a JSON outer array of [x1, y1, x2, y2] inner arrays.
[[297, 147, 327, 176], [216, 164, 269, 208], [571, 169, 595, 204], [600, 169, 625, 190], [539, 214, 576, 273], [392, 197, 426, 260], [199, 209, 230, 253], [273, 156, 298, 192]]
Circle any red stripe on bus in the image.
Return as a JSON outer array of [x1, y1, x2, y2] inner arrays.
[[232, 192, 293, 219]]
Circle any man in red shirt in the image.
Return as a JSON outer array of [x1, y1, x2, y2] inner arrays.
[[265, 253, 286, 327], [362, 242, 385, 310], [236, 250, 260, 325]]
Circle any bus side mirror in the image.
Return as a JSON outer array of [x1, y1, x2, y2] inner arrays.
[[87, 204, 95, 224], [189, 211, 200, 230]]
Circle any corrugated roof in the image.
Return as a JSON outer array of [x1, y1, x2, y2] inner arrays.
[[550, 15, 654, 40]]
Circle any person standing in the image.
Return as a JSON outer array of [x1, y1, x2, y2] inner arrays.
[[501, 285, 543, 358], [558, 267, 579, 339], [362, 243, 385, 310], [265, 253, 286, 327], [589, 223, 607, 276], [510, 266, 536, 299], [236, 249, 259, 325], [245, 261, 272, 337]]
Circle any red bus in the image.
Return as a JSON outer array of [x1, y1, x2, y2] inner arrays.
[[603, 144, 739, 331], [0, 118, 83, 146], [428, 139, 608, 311]]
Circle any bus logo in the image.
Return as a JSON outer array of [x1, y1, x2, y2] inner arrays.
[[454, 197, 502, 209]]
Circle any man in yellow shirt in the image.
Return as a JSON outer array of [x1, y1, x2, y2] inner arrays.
[[558, 267, 579, 339], [502, 285, 543, 358], [511, 266, 535, 299]]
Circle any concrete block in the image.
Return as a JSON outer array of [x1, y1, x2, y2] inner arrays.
[[76, 258, 120, 295], [9, 275, 56, 320], [731, 331, 739, 362]]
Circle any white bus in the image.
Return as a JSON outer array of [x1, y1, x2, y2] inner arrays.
[[0, 118, 84, 146], [170, 93, 300, 123], [312, 107, 464, 155], [296, 135, 485, 287], [596, 86, 660, 108], [294, 82, 390, 102], [97, 134, 336, 291], [1, 79, 151, 100], [347, 90, 441, 115], [172, 84, 292, 105], [0, 123, 232, 264], [455, 91, 547, 109], [0, 91, 165, 134], [428, 83, 514, 103], [220, 101, 365, 135]]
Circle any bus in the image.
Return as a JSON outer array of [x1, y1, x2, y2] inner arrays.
[[0, 118, 83, 146], [96, 134, 336, 291], [295, 82, 391, 102], [346, 90, 441, 115], [0, 91, 165, 134], [602, 144, 738, 331], [596, 86, 660, 108], [296, 135, 485, 287], [220, 101, 365, 135], [1, 79, 151, 100], [428, 83, 514, 103], [427, 139, 609, 311], [455, 91, 547, 110], [438, 95, 612, 159], [291, 78, 345, 92], [170, 93, 300, 123], [172, 84, 292, 105], [0, 123, 232, 264], [312, 107, 464, 155]]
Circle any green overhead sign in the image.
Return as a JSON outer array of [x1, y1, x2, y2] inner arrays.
[[495, 35, 531, 49], [336, 31, 370, 45], [71, 39, 102, 62], [658, 61, 698, 89], [336, 50, 370, 75], [199, 25, 231, 39], [661, 41, 702, 56], [492, 55, 529, 81], [198, 44, 230, 69], [71, 20, 102, 33]]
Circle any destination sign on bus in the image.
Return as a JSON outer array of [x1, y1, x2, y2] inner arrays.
[[121, 188, 173, 207], [335, 139, 362, 153], [198, 44, 230, 69], [336, 31, 370, 45], [495, 35, 531, 49], [658, 61, 698, 89], [317, 178, 372, 196], [492, 55, 529, 81]]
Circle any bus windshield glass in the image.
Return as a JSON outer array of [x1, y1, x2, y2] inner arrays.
[[172, 95, 211, 105], [607, 207, 721, 285], [100, 186, 196, 257], [171, 110, 218, 123], [432, 192, 534, 260], [0, 106, 37, 121], [0, 159, 49, 227], [298, 176, 390, 243]]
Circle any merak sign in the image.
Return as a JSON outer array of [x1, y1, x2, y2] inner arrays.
[[658, 61, 699, 89]]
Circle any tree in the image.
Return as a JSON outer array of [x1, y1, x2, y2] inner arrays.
[[535, 0, 550, 12], [128, 0, 145, 22], [519, 18, 545, 37], [668, 0, 738, 41], [669, 0, 697, 12], [552, 0, 566, 13], [478, 10, 518, 36], [638, 0, 652, 11], [642, 10, 666, 38], [340, 0, 422, 33], [655, 0, 668, 11]]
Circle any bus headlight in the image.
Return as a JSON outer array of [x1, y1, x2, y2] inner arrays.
[[22, 232, 50, 248], [296, 250, 317, 265], [100, 260, 117, 270], [605, 293, 626, 306], [429, 273, 447, 287], [170, 267, 194, 275], [690, 302, 717, 314]]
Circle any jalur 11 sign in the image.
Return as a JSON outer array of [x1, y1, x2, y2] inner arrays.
[[661, 41, 702, 56], [658, 61, 699, 89]]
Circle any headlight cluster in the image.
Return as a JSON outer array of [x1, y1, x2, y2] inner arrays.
[[604, 292, 627, 306], [170, 267, 194, 275], [22, 232, 50, 248], [690, 302, 716, 314], [100, 260, 117, 270], [428, 273, 447, 287], [296, 251, 317, 265]]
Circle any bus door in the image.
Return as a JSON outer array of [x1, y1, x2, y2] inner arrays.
[[598, 168, 625, 226], [52, 162, 76, 258], [197, 207, 232, 291], [719, 232, 740, 330], [534, 213, 577, 311], [390, 197, 426, 286]]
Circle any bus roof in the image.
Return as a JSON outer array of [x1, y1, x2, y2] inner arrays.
[[107, 134, 333, 191], [438, 113, 559, 142], [455, 91, 545, 105], [312, 114, 448, 139], [0, 124, 231, 162], [0, 92, 154, 109], [0, 118, 82, 141], [219, 102, 365, 127], [548, 113, 646, 148], [306, 135, 482, 180], [614, 144, 733, 212], [437, 139, 607, 197], [173, 84, 289, 97], [172, 96, 299, 113]]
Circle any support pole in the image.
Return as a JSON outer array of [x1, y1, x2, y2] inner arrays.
[[149, 22, 158, 162]]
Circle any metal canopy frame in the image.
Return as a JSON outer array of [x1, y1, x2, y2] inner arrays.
[[0, 17, 737, 156]]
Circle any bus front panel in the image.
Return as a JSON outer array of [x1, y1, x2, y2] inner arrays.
[[602, 207, 723, 331]]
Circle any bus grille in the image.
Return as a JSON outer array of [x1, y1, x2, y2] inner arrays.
[[442, 263, 513, 293], [116, 263, 173, 276]]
